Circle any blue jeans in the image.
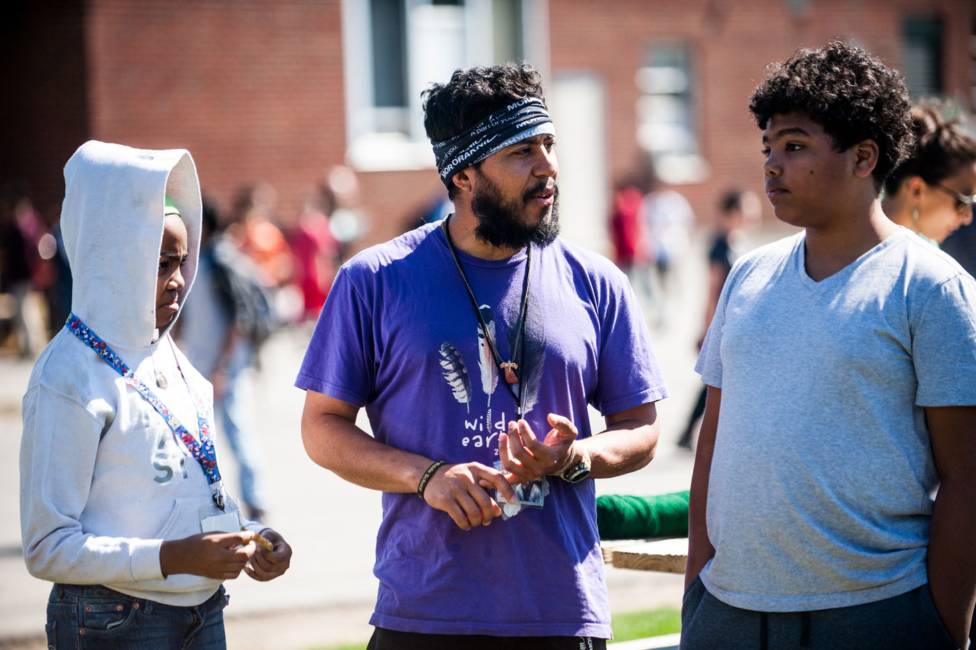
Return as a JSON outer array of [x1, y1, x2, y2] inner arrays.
[[46, 584, 229, 650]]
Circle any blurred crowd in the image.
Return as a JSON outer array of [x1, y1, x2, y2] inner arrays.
[[609, 160, 702, 329], [0, 165, 372, 362]]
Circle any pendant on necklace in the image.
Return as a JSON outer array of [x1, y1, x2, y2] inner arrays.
[[156, 372, 168, 389], [500, 362, 519, 384]]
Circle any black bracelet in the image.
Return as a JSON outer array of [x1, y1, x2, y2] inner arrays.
[[417, 460, 447, 502]]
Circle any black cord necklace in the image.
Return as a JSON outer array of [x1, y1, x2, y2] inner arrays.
[[441, 216, 531, 418]]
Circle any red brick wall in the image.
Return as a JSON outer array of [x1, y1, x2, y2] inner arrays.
[[0, 0, 90, 223], [85, 0, 347, 224], [355, 170, 448, 247], [549, 0, 974, 226], [4, 0, 973, 246]]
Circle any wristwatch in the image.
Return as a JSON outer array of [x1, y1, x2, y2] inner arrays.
[[560, 444, 591, 484]]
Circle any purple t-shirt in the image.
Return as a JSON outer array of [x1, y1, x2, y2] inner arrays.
[[296, 223, 668, 637]]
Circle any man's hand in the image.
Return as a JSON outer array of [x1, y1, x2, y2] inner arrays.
[[498, 414, 579, 484], [244, 529, 293, 582], [160, 531, 256, 580], [423, 462, 517, 530]]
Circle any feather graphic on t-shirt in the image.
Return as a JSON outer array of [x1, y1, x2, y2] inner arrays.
[[439, 341, 472, 412], [509, 300, 545, 416], [477, 305, 498, 402]]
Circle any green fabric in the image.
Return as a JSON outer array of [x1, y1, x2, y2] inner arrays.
[[164, 196, 181, 217], [596, 490, 690, 540], [917, 232, 940, 249]]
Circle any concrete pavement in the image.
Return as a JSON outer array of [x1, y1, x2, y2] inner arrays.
[[0, 228, 741, 648]]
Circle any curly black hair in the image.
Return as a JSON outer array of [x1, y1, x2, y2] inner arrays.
[[422, 63, 546, 198], [884, 103, 976, 196], [749, 41, 915, 190]]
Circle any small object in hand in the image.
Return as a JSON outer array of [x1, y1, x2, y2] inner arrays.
[[493, 460, 547, 519], [242, 527, 275, 551]]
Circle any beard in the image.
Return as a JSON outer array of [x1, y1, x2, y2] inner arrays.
[[470, 174, 560, 250]]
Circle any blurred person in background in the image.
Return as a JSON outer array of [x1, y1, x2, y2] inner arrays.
[[229, 183, 293, 286], [228, 183, 302, 323], [323, 165, 368, 262], [608, 178, 648, 280], [179, 200, 273, 521], [641, 164, 694, 326], [289, 185, 340, 321], [677, 188, 760, 450], [0, 183, 50, 358], [882, 104, 976, 248]]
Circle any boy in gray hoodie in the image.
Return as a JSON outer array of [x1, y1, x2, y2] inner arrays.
[[20, 141, 292, 649]]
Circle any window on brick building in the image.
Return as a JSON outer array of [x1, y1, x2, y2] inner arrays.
[[635, 44, 707, 184], [903, 16, 944, 98], [342, 0, 547, 171]]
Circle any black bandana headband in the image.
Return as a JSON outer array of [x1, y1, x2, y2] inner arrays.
[[431, 97, 555, 189]]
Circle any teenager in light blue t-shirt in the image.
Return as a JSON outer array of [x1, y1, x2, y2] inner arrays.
[[683, 42, 976, 650]]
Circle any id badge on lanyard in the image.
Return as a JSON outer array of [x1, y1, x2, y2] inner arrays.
[[199, 505, 242, 533], [65, 313, 228, 511]]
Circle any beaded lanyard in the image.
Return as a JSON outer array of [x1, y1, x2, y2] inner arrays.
[[66, 313, 226, 509]]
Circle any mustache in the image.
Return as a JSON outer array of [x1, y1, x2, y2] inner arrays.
[[523, 181, 556, 201]]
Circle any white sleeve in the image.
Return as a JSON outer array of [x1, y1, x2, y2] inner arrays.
[[20, 386, 163, 584]]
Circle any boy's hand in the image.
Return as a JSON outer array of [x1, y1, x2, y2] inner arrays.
[[244, 529, 292, 581], [160, 531, 257, 580]]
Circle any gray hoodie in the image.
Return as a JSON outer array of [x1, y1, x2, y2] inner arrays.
[[20, 141, 254, 606]]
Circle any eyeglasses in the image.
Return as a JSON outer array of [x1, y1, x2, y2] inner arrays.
[[931, 182, 976, 214]]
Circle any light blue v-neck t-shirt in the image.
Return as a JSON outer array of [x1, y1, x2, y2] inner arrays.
[[696, 227, 976, 612]]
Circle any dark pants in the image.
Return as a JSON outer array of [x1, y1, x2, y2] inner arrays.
[[678, 385, 708, 447], [46, 583, 230, 650], [367, 627, 608, 650], [680, 576, 959, 650]]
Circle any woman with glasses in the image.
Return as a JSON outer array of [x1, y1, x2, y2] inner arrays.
[[883, 104, 976, 246]]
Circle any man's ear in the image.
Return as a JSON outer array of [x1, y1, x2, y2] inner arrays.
[[852, 139, 880, 179], [452, 167, 475, 194]]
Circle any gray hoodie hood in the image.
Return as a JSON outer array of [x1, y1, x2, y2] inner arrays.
[[61, 140, 202, 349]]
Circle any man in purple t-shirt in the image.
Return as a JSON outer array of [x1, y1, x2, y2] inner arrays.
[[297, 63, 669, 650]]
